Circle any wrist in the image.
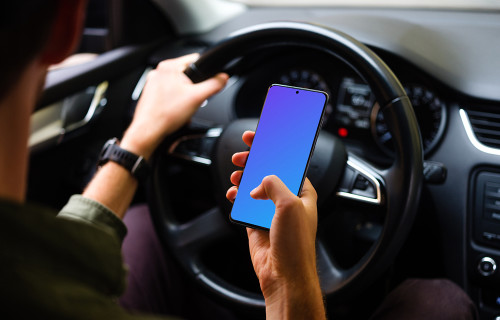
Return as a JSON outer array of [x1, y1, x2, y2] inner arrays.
[[120, 131, 156, 161]]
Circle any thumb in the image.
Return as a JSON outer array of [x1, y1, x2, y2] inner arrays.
[[250, 175, 296, 206], [300, 178, 318, 208]]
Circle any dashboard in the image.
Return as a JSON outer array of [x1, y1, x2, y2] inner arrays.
[[233, 50, 449, 165], [29, 3, 500, 319]]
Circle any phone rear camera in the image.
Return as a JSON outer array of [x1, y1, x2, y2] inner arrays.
[[296, 91, 299, 94]]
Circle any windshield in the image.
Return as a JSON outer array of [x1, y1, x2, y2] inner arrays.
[[230, 0, 500, 10]]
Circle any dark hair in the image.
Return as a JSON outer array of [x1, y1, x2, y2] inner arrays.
[[0, 0, 60, 100]]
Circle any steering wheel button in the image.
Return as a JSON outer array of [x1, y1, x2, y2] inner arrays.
[[338, 167, 356, 192], [353, 175, 370, 190]]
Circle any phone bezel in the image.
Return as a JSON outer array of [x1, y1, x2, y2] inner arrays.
[[229, 84, 329, 230]]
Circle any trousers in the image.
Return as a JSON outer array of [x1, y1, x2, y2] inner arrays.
[[119, 204, 478, 319]]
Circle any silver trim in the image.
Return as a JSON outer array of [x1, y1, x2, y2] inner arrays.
[[168, 128, 223, 165], [64, 81, 109, 132], [478, 256, 497, 277], [132, 68, 152, 101], [131, 156, 145, 173], [197, 273, 265, 308], [460, 108, 500, 156], [336, 156, 384, 205], [29, 82, 108, 150]]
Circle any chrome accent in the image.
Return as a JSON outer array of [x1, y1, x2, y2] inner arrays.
[[29, 82, 108, 150], [336, 156, 384, 205], [460, 108, 500, 156], [64, 81, 109, 132], [132, 68, 152, 101], [478, 256, 497, 277], [197, 273, 265, 308], [131, 156, 145, 173], [206, 127, 223, 137], [168, 128, 223, 165]]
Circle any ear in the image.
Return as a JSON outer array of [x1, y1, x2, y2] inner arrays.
[[39, 0, 88, 65]]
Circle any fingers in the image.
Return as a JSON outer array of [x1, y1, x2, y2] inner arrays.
[[193, 73, 229, 100], [175, 53, 200, 68], [226, 186, 238, 203], [242, 131, 255, 148], [230, 170, 243, 186], [250, 175, 295, 205], [156, 54, 229, 101], [157, 53, 199, 72], [232, 151, 249, 167], [231, 131, 254, 167]]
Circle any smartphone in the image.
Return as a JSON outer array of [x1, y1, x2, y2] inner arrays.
[[229, 84, 329, 230]]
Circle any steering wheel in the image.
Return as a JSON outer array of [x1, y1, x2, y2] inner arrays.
[[149, 22, 423, 310]]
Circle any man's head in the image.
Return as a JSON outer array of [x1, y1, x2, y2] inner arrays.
[[0, 0, 87, 101]]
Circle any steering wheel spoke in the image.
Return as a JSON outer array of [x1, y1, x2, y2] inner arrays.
[[168, 127, 223, 166], [316, 241, 344, 293], [151, 21, 423, 309], [336, 152, 386, 205], [169, 207, 232, 253]]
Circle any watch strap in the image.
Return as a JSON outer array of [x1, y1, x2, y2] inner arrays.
[[98, 138, 150, 181]]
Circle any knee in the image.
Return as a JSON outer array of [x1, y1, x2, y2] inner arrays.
[[398, 279, 477, 320], [371, 279, 478, 320]]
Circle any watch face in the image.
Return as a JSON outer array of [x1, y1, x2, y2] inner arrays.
[[98, 138, 118, 166]]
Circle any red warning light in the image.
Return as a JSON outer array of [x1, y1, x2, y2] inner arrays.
[[338, 127, 348, 138]]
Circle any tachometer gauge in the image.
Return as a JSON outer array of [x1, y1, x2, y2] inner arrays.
[[279, 69, 333, 126], [371, 84, 447, 156]]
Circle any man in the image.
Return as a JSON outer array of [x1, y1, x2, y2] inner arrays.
[[0, 1, 478, 319], [0, 0, 325, 319]]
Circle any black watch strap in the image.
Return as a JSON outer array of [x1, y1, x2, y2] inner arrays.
[[98, 138, 150, 181]]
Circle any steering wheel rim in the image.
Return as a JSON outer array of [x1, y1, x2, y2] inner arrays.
[[149, 21, 423, 310]]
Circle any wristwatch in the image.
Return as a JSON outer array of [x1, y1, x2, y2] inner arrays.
[[97, 138, 150, 181]]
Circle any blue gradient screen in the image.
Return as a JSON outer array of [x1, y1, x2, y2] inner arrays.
[[230, 85, 328, 229]]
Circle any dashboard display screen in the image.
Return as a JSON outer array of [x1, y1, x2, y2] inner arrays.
[[335, 77, 374, 129]]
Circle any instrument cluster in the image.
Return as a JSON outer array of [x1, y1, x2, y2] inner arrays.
[[234, 55, 448, 161]]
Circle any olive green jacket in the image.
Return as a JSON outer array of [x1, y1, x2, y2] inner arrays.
[[0, 195, 169, 319]]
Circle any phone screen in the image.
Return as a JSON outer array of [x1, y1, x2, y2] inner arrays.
[[230, 84, 328, 230]]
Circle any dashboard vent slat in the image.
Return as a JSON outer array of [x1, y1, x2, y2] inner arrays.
[[467, 107, 500, 149]]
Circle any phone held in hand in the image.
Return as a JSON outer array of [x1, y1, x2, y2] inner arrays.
[[229, 84, 329, 230]]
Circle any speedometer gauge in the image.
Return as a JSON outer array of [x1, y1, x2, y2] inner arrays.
[[371, 84, 447, 156], [278, 69, 333, 126]]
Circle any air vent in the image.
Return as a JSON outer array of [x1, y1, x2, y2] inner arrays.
[[467, 108, 500, 149]]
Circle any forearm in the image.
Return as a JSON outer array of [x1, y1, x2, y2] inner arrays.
[[265, 276, 326, 320], [82, 161, 138, 220], [82, 127, 153, 220]]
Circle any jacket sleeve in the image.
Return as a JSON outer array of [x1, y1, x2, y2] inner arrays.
[[57, 195, 127, 242]]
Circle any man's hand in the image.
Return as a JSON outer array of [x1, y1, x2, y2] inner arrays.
[[121, 53, 228, 160], [227, 131, 326, 320], [83, 54, 228, 218]]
